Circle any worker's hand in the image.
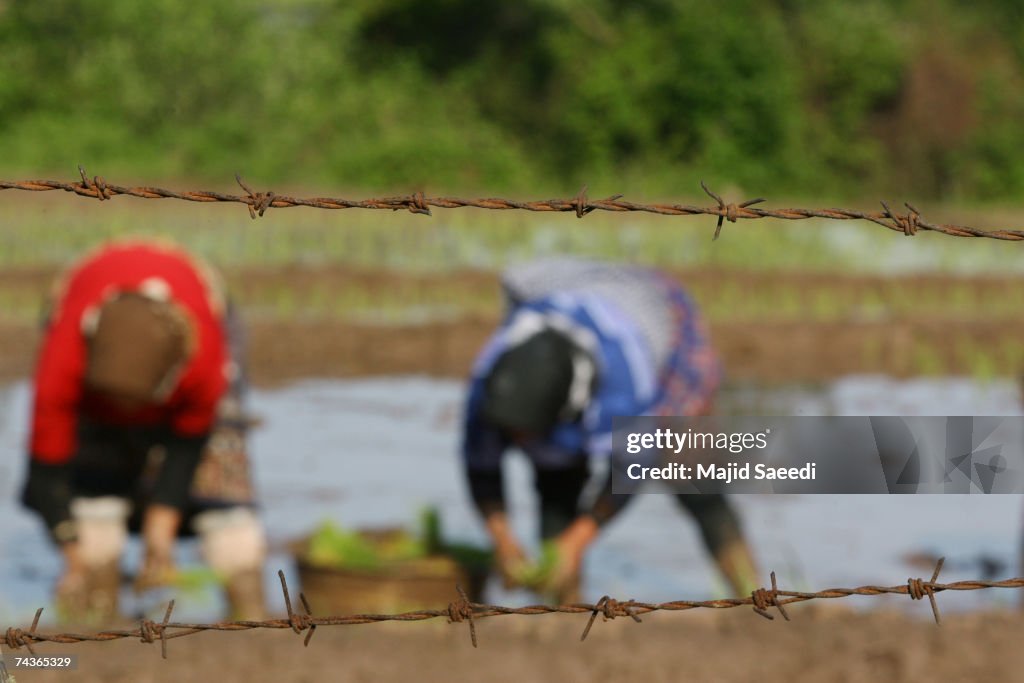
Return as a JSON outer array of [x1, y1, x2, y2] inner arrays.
[[542, 516, 599, 602], [135, 503, 182, 592], [483, 509, 531, 588], [134, 547, 177, 593], [495, 538, 532, 589], [141, 503, 181, 554]]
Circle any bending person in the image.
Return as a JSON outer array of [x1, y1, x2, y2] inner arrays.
[[21, 239, 266, 623], [462, 258, 759, 602]]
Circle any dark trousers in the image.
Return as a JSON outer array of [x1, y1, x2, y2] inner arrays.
[[73, 420, 205, 536], [533, 461, 743, 553]]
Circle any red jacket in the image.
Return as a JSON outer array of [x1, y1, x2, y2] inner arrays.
[[30, 241, 228, 465]]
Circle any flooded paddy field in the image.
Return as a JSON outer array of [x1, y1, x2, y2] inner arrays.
[[2, 375, 1021, 625]]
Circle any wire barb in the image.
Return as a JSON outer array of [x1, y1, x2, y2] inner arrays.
[[580, 595, 642, 642], [402, 191, 431, 216], [278, 570, 317, 646], [447, 585, 477, 647], [700, 180, 765, 240], [139, 600, 175, 659], [77, 165, 111, 201], [907, 557, 944, 624], [3, 608, 42, 655], [574, 185, 590, 218], [572, 185, 624, 218], [751, 571, 790, 621], [881, 200, 921, 237], [299, 593, 317, 647], [235, 174, 276, 219]]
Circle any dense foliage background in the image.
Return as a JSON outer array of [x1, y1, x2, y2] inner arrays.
[[2, 0, 1023, 199]]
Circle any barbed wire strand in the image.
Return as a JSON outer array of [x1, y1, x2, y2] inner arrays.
[[1, 168, 1023, 241], [4, 559, 1024, 659]]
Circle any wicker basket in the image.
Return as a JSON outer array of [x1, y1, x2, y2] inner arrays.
[[293, 529, 487, 614]]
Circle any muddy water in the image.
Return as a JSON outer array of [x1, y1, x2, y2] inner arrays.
[[1, 376, 1022, 624]]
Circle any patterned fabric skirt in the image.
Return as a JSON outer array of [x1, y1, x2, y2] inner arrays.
[[154, 300, 255, 509], [650, 276, 721, 417], [186, 417, 256, 507]]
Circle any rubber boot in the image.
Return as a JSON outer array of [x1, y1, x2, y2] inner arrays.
[[554, 573, 582, 605], [537, 567, 582, 605], [224, 568, 267, 621], [86, 559, 122, 624], [56, 560, 120, 626], [713, 539, 761, 597]]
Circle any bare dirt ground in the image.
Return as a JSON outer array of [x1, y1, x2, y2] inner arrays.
[[11, 607, 1024, 683], [2, 267, 1022, 386]]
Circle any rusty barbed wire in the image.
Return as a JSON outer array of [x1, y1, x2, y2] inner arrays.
[[1, 168, 1023, 241], [3, 559, 1024, 659]]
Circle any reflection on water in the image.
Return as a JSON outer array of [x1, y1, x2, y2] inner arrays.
[[1, 376, 1022, 623]]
